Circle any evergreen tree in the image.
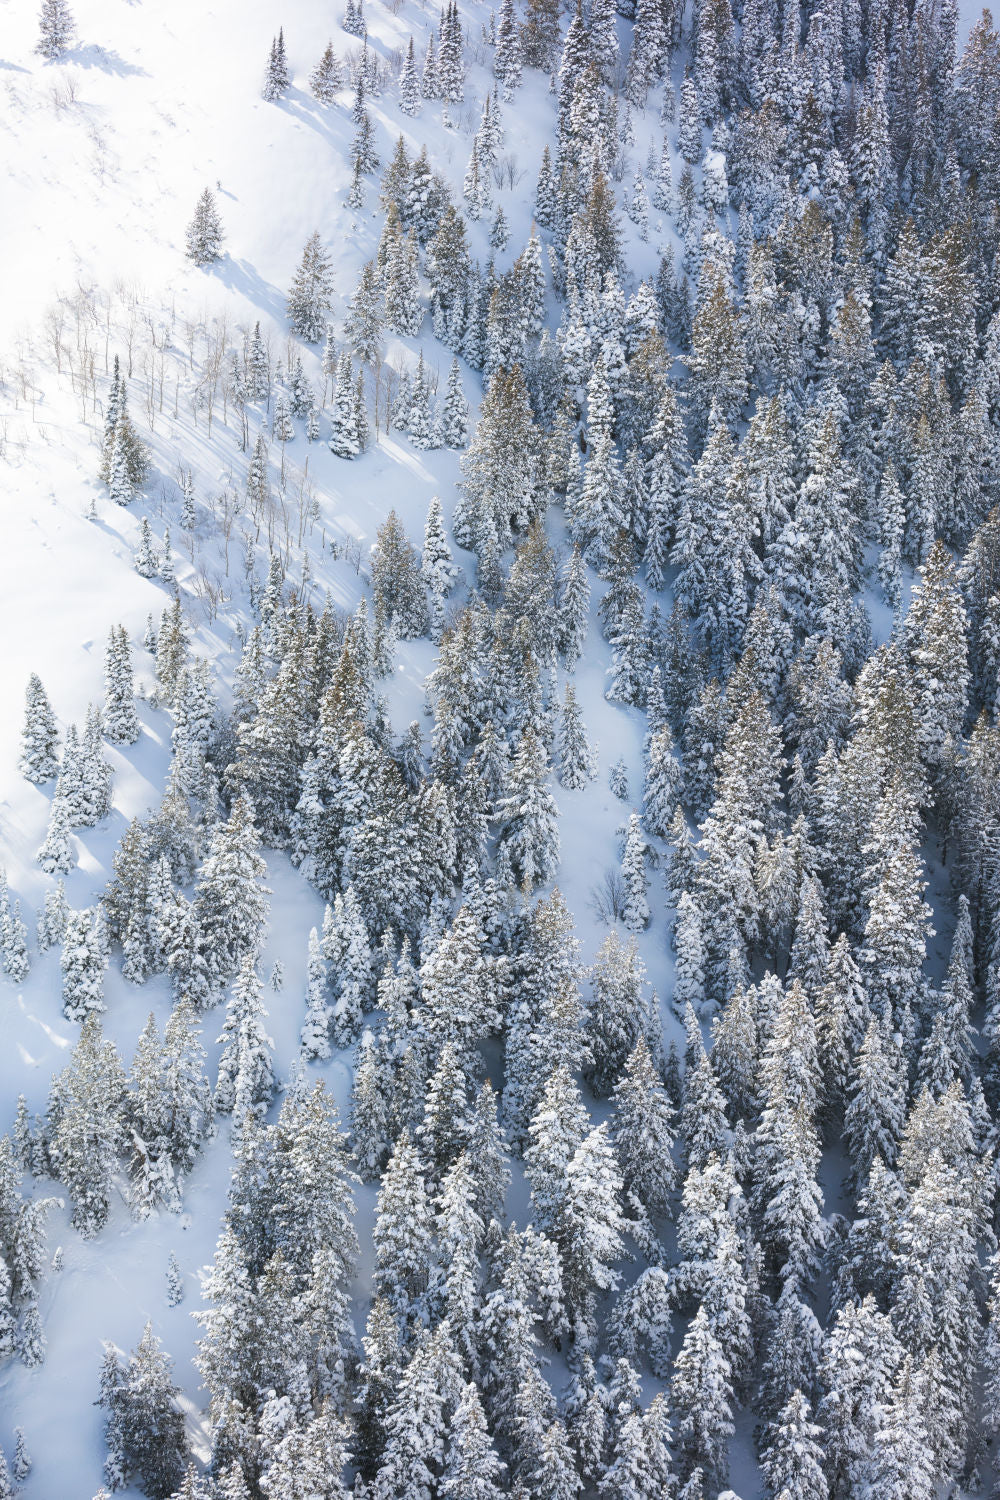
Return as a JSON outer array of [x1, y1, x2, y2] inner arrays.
[[442, 1381, 505, 1500], [263, 28, 291, 100], [496, 730, 560, 889], [760, 1391, 828, 1500], [494, 0, 522, 97], [11, 1432, 29, 1484], [557, 683, 597, 789], [621, 813, 651, 932], [587, 933, 654, 1096], [328, 352, 359, 458], [442, 357, 469, 448], [47, 1014, 125, 1237], [287, 232, 335, 342], [19, 674, 59, 783], [166, 1253, 184, 1308], [371, 510, 429, 638], [98, 1324, 187, 1497], [300, 926, 331, 1060], [610, 1035, 676, 1214], [422, 494, 460, 638], [347, 260, 384, 361], [36, 0, 74, 57], [37, 792, 74, 875], [399, 37, 421, 115], [214, 956, 275, 1137], [372, 1131, 433, 1316], [671, 1303, 733, 1489], [103, 625, 141, 744], [194, 794, 269, 992], [61, 907, 106, 1021], [310, 41, 343, 103], [134, 516, 158, 578], [185, 189, 224, 266]]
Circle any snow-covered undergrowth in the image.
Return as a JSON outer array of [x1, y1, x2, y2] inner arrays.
[[1, 0, 999, 1495]]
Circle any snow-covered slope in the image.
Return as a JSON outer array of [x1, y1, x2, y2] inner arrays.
[[0, 2, 678, 1493]]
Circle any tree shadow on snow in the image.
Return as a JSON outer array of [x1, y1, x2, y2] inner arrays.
[[0, 59, 30, 73], [213, 255, 288, 324], [281, 91, 354, 154], [63, 44, 148, 77]]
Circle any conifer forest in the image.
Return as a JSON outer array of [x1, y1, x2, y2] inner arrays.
[[4, 0, 1000, 1493]]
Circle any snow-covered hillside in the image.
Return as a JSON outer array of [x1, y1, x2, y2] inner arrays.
[[0, 3, 675, 1493], [2, 0, 1000, 1496]]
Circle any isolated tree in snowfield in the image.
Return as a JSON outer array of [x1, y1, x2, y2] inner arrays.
[[11, 1432, 29, 1484], [19, 674, 59, 783], [300, 926, 331, 1060], [310, 41, 342, 102], [36, 0, 74, 58], [263, 28, 291, 100], [287, 232, 335, 343], [558, 683, 597, 789], [103, 626, 141, 745], [185, 189, 224, 266], [620, 813, 651, 931], [329, 353, 359, 458]]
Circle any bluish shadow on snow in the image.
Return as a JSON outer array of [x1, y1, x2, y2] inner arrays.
[[281, 91, 354, 152], [62, 44, 148, 77], [213, 255, 288, 324]]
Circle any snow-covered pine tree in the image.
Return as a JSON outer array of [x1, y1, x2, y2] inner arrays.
[[310, 41, 343, 102], [11, 1432, 29, 1484], [621, 813, 651, 931], [60, 907, 106, 1021], [185, 189, 224, 265], [329, 351, 359, 458], [103, 625, 141, 745], [19, 675, 59, 783], [36, 0, 74, 58], [287, 232, 335, 342], [263, 28, 291, 100], [442, 356, 469, 448], [400, 37, 421, 115], [134, 516, 158, 578], [496, 729, 560, 889], [46, 1014, 126, 1236], [214, 954, 275, 1136], [557, 682, 597, 789], [300, 926, 332, 1060], [36, 793, 74, 875]]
